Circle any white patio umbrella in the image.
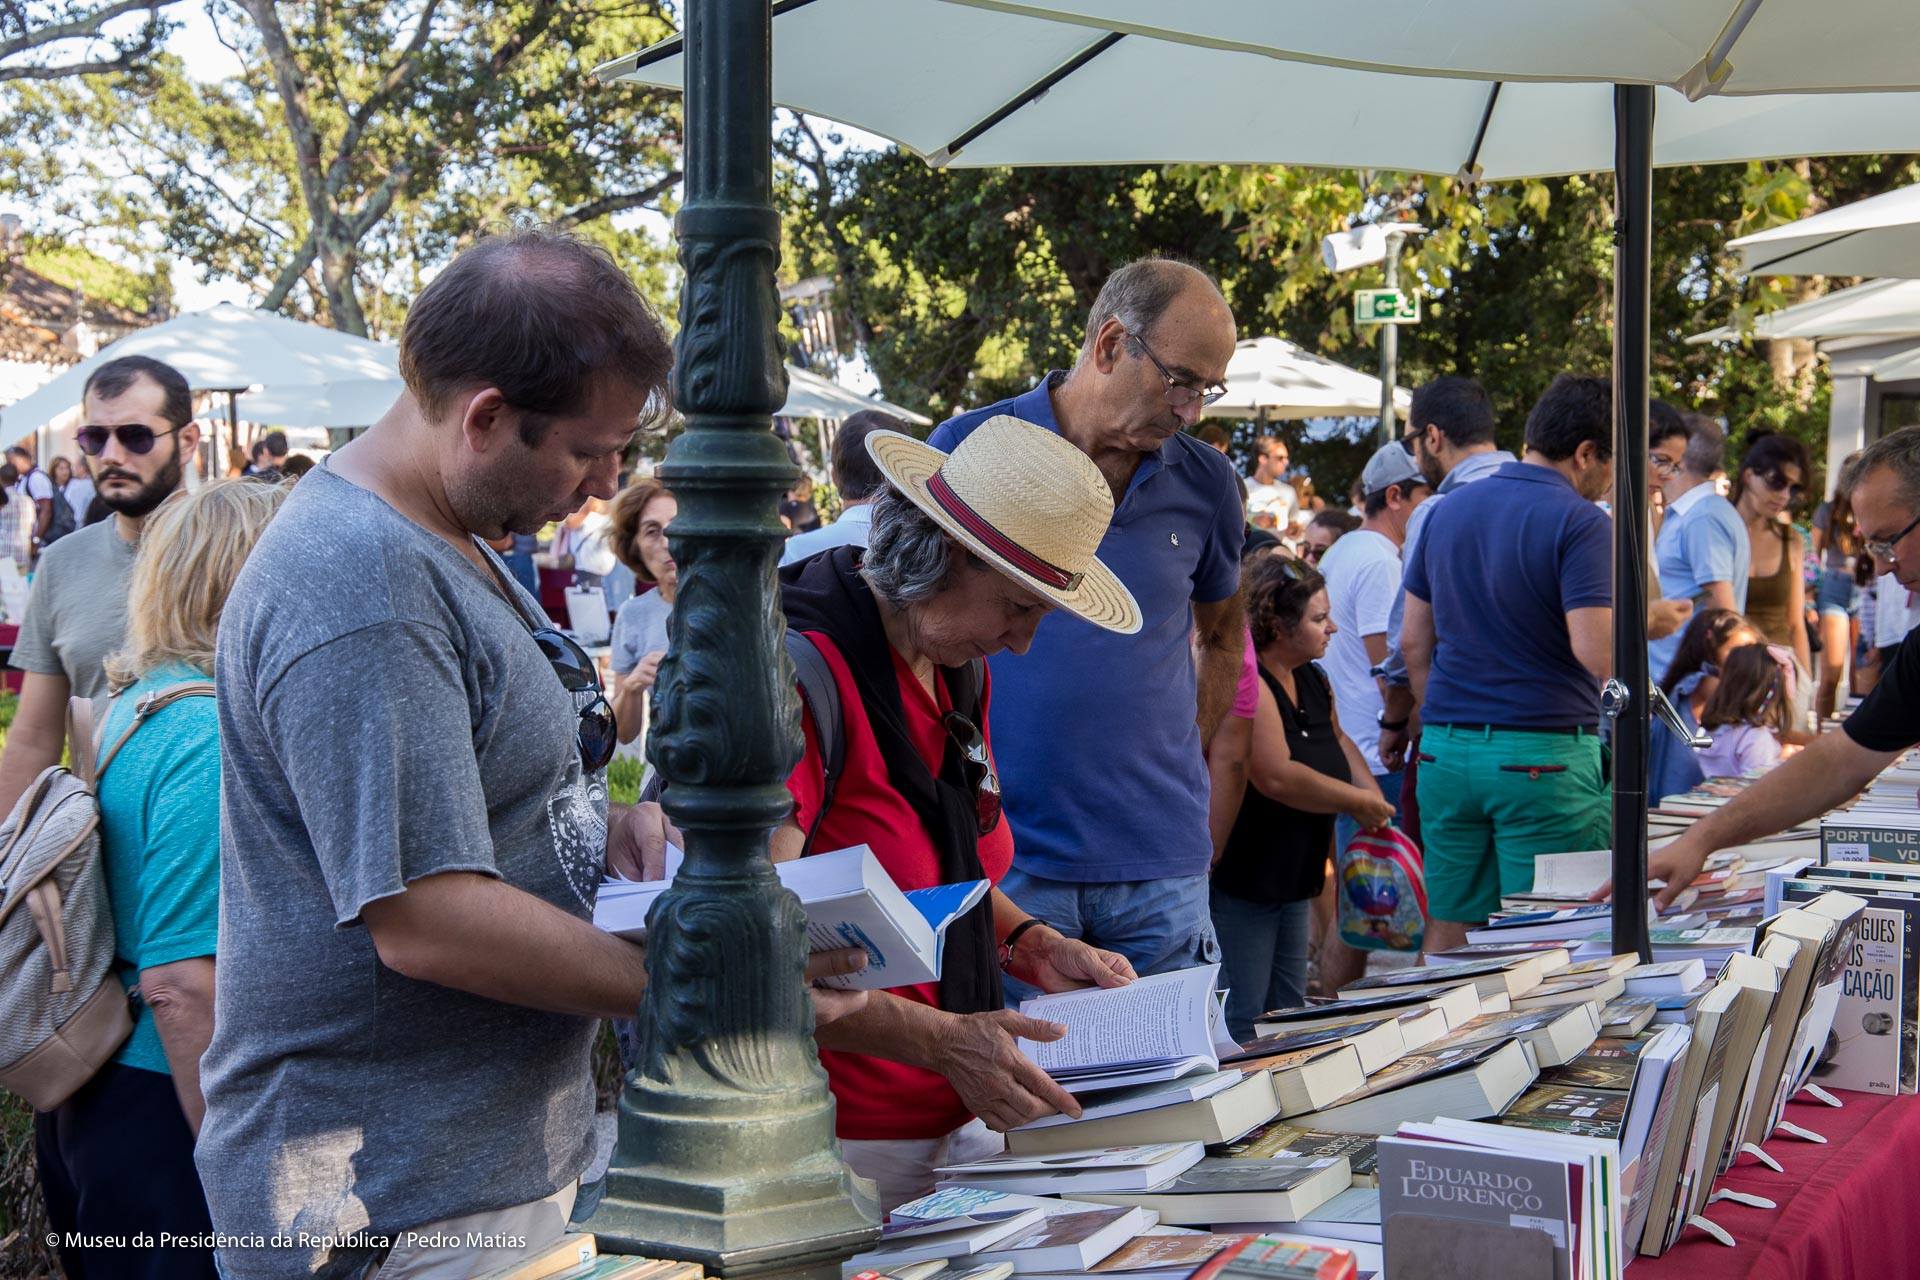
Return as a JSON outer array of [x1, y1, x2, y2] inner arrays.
[[936, 0, 1920, 97], [779, 364, 931, 425], [597, 2, 1920, 179], [0, 302, 399, 437], [1209, 336, 1410, 420], [1686, 278, 1920, 345], [1726, 182, 1920, 279]]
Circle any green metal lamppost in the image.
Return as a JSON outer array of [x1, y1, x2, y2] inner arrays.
[[586, 0, 880, 1273]]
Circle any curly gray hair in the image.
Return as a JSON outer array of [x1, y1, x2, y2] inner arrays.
[[861, 486, 982, 608]]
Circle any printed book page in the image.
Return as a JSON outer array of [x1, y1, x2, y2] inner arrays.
[[1020, 965, 1221, 1073]]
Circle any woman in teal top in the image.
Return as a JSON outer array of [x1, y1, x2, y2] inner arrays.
[[34, 478, 287, 1280]]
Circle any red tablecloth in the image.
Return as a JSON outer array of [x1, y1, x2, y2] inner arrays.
[[1632, 1090, 1920, 1280]]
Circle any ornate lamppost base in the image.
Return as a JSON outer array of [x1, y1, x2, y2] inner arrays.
[[586, 1065, 880, 1277]]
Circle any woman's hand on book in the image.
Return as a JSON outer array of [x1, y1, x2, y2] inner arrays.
[[1014, 928, 1136, 994], [804, 947, 873, 1026], [936, 1010, 1083, 1132]]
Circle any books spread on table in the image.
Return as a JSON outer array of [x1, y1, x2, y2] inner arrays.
[[594, 844, 989, 990], [1005, 1072, 1280, 1156], [842, 1208, 1049, 1275], [1017, 966, 1230, 1094], [1283, 1039, 1536, 1136], [1080, 1156, 1351, 1226], [935, 1143, 1207, 1195]]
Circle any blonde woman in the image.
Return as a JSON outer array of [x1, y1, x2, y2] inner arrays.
[[34, 479, 285, 1280]]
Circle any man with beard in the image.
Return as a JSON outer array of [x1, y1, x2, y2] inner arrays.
[[194, 227, 867, 1280], [0, 355, 199, 813]]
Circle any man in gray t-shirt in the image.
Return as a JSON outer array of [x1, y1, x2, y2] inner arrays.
[[197, 230, 867, 1280], [0, 355, 200, 816]]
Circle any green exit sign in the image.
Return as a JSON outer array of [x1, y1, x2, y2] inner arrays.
[[1355, 288, 1420, 325]]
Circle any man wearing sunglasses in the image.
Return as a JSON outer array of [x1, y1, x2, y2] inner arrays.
[[0, 355, 199, 817], [1650, 410, 1748, 684], [192, 229, 868, 1280], [1627, 426, 1920, 909], [923, 258, 1246, 996]]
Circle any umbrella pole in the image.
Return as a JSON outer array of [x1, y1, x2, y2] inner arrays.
[[1379, 229, 1404, 446], [228, 391, 240, 479], [1610, 85, 1655, 962]]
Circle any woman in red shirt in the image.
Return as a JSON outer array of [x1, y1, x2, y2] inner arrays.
[[641, 416, 1147, 1210]]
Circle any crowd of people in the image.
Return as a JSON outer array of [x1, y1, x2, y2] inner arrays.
[[16, 227, 1920, 1280]]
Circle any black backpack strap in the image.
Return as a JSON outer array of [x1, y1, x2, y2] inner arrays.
[[785, 630, 844, 855]]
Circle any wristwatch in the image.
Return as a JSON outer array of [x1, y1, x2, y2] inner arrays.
[[999, 919, 1049, 972], [1377, 711, 1409, 731]]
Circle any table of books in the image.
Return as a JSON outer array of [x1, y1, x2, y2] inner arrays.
[[1632, 1089, 1920, 1280]]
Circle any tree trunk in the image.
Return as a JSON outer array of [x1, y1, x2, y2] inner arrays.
[[317, 229, 367, 336]]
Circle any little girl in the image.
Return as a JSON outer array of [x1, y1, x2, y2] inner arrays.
[[1693, 643, 1792, 777]]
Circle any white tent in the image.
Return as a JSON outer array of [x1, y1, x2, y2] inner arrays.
[[1686, 278, 1920, 345], [1868, 346, 1920, 381], [1727, 181, 1920, 279], [937, 0, 1920, 97], [598, 1, 1920, 179], [780, 365, 930, 425], [1209, 336, 1410, 420], [0, 303, 400, 437]]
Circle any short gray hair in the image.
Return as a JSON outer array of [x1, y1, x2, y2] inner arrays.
[[1841, 426, 1920, 510], [1080, 258, 1223, 361], [1681, 413, 1726, 478], [861, 487, 982, 608]]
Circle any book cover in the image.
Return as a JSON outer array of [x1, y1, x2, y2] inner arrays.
[[973, 1207, 1143, 1269], [1214, 1124, 1379, 1186], [1089, 1235, 1252, 1274], [1811, 904, 1904, 1095], [1785, 878, 1919, 1090], [1319, 1041, 1503, 1108], [1137, 1157, 1341, 1196], [1340, 955, 1527, 992], [1498, 1085, 1627, 1139], [1377, 1137, 1573, 1280], [1597, 998, 1657, 1036], [1543, 1038, 1645, 1091], [1227, 1019, 1394, 1062], [1214, 1236, 1357, 1280]]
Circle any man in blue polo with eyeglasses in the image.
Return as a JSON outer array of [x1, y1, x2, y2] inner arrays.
[[928, 258, 1246, 1000]]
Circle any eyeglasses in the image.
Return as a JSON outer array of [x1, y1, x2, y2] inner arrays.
[[531, 626, 618, 771], [942, 710, 1003, 836], [1864, 511, 1920, 565], [77, 423, 183, 457], [1121, 328, 1227, 408], [1758, 470, 1805, 501], [1649, 454, 1681, 477]]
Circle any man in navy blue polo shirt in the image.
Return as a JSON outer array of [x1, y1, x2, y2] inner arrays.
[[1401, 374, 1616, 954], [928, 259, 1244, 994]]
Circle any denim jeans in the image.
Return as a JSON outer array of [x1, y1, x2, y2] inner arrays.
[[1209, 887, 1313, 1042], [1333, 769, 1407, 860], [997, 865, 1221, 1005]]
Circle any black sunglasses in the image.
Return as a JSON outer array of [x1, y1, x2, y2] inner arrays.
[[942, 710, 1003, 836], [1759, 469, 1805, 501], [531, 626, 618, 772], [77, 423, 183, 457]]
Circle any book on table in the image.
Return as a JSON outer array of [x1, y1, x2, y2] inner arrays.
[[1281, 1039, 1537, 1136], [1259, 1186, 1383, 1245], [841, 1208, 1049, 1275], [1465, 905, 1615, 945], [888, 1185, 1161, 1225], [1540, 1037, 1650, 1092], [1337, 953, 1549, 1002], [1192, 1234, 1358, 1280], [968, 1206, 1158, 1274], [1428, 940, 1576, 967], [1055, 1233, 1256, 1280], [1012, 1071, 1241, 1132], [593, 844, 988, 990], [1497, 1084, 1627, 1139], [1376, 1133, 1577, 1280], [1212, 1122, 1379, 1188], [1741, 900, 1858, 1146], [1785, 875, 1916, 1091], [1511, 974, 1625, 1013], [1004, 1070, 1281, 1156], [1255, 985, 1481, 1039], [1219, 1044, 1366, 1119], [1080, 1156, 1352, 1226], [1621, 959, 1707, 997], [1017, 965, 1228, 1094], [1397, 1118, 1623, 1280], [1639, 982, 1738, 1255], [935, 1143, 1206, 1195], [1425, 1004, 1600, 1070], [1550, 954, 1639, 982], [1612, 1024, 1693, 1254], [1701, 947, 1787, 1191], [1227, 1016, 1407, 1076], [1596, 998, 1656, 1038], [1780, 892, 1870, 1105]]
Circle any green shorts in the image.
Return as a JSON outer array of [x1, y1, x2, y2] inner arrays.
[[1415, 724, 1610, 924]]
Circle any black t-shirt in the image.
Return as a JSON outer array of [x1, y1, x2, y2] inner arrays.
[[1845, 632, 1918, 752], [1213, 660, 1350, 905]]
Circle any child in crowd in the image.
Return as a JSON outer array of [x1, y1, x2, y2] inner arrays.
[[1693, 643, 1792, 777]]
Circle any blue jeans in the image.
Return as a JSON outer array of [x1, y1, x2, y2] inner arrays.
[[1333, 769, 1406, 859], [998, 865, 1221, 1005], [1210, 888, 1313, 1043]]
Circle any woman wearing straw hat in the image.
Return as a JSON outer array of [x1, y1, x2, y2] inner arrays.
[[634, 415, 1147, 1211]]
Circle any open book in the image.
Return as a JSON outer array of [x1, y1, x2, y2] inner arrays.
[[593, 843, 988, 991], [1016, 965, 1233, 1093]]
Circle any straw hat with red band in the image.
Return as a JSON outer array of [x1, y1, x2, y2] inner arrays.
[[864, 415, 1142, 635]]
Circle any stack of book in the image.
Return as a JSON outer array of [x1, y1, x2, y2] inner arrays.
[[477, 1235, 705, 1280]]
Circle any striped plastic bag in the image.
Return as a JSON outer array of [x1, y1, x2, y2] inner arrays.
[[1336, 824, 1427, 953]]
